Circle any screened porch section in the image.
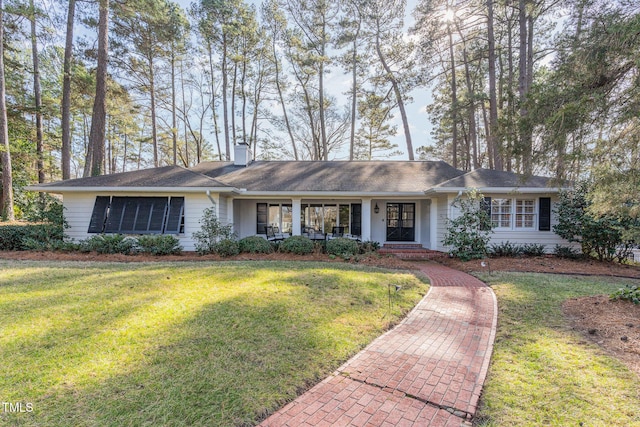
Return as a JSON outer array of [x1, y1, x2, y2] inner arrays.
[[255, 202, 362, 240]]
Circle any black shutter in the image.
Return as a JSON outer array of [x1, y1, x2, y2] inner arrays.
[[257, 203, 268, 234], [539, 197, 551, 231], [133, 198, 154, 232], [104, 197, 127, 232], [351, 204, 362, 236], [164, 197, 185, 234], [481, 197, 492, 230], [88, 196, 110, 233], [120, 198, 140, 233], [147, 198, 169, 232]]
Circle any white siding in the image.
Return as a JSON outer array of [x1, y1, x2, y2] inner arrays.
[[63, 192, 100, 243], [63, 191, 217, 252], [435, 193, 574, 253]]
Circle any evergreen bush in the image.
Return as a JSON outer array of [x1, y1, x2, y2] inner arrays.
[[442, 189, 493, 261], [279, 235, 314, 255], [214, 238, 240, 257], [192, 208, 236, 254], [238, 235, 273, 253], [136, 235, 183, 255], [326, 237, 359, 257]]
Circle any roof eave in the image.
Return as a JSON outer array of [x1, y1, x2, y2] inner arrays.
[[235, 191, 429, 198], [424, 186, 566, 195], [25, 185, 242, 194]]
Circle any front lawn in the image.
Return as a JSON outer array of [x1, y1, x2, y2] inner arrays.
[[476, 272, 640, 426], [0, 260, 428, 426]]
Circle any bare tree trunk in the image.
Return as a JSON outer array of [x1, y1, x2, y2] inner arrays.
[[231, 62, 237, 147], [206, 43, 222, 161], [318, 17, 328, 160], [171, 50, 177, 165], [0, 0, 14, 220], [87, 0, 109, 177], [487, 0, 503, 170], [221, 35, 230, 160], [446, 23, 458, 168], [375, 26, 414, 160], [29, 0, 44, 184], [349, 28, 359, 161], [180, 58, 189, 166], [518, 0, 532, 174], [272, 35, 298, 159], [148, 56, 159, 167], [61, 0, 75, 180], [457, 26, 479, 170]]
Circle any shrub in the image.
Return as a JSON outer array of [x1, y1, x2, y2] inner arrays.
[[553, 244, 581, 259], [522, 243, 546, 256], [81, 234, 137, 255], [214, 238, 240, 257], [610, 285, 640, 305], [554, 181, 637, 262], [489, 241, 523, 257], [0, 223, 64, 251], [238, 235, 273, 254], [279, 235, 314, 255], [326, 237, 359, 257], [136, 235, 183, 256], [358, 240, 380, 254], [192, 208, 236, 255], [442, 189, 493, 261]]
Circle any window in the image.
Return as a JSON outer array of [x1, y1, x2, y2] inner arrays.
[[88, 196, 184, 234], [268, 204, 292, 234], [515, 199, 535, 228], [301, 203, 354, 234], [491, 198, 512, 228], [255, 202, 361, 236]]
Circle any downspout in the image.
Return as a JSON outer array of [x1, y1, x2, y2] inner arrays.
[[206, 190, 217, 213]]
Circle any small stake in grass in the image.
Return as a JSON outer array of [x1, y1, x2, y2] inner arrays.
[[387, 284, 402, 328]]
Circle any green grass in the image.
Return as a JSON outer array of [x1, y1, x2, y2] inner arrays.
[[475, 272, 640, 427], [0, 260, 428, 426]]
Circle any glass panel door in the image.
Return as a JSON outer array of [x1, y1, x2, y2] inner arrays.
[[386, 203, 415, 241]]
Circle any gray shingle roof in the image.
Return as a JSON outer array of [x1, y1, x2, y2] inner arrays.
[[29, 161, 561, 194], [32, 165, 228, 189], [191, 160, 464, 192], [432, 168, 554, 189]]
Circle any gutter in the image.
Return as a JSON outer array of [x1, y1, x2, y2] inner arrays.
[[25, 185, 245, 195]]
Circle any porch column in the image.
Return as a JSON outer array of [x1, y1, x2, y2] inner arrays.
[[430, 198, 438, 250], [361, 198, 372, 241], [292, 198, 302, 236]]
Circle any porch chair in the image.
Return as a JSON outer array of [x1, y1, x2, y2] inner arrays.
[[266, 226, 286, 242], [327, 226, 345, 240]]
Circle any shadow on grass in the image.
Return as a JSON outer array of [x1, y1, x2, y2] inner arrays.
[[0, 262, 428, 427]]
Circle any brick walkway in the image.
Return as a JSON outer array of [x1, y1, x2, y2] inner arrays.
[[260, 262, 498, 427]]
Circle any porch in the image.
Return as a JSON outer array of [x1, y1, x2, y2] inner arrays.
[[231, 198, 435, 249]]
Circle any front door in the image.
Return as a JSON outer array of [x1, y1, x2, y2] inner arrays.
[[386, 203, 415, 241]]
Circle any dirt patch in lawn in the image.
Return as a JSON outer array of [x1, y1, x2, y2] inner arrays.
[[563, 295, 640, 377]]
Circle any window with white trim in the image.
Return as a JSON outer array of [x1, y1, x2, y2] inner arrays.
[[515, 199, 536, 228], [491, 198, 512, 228]]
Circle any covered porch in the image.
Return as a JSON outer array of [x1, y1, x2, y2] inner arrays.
[[231, 197, 435, 248]]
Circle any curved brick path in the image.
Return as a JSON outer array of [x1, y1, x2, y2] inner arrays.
[[260, 262, 498, 427]]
